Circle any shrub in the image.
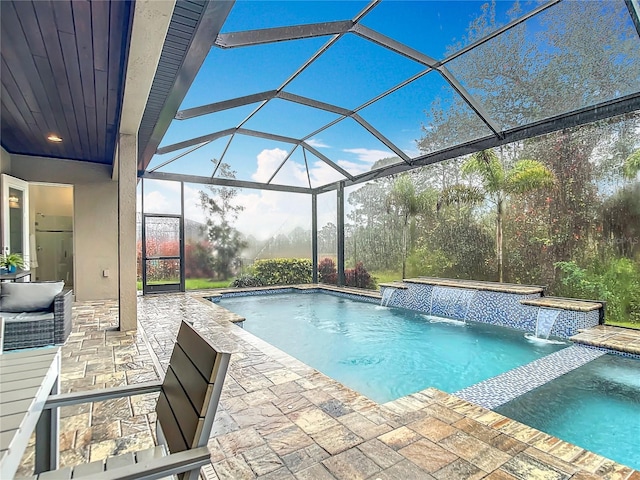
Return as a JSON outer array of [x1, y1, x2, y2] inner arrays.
[[344, 262, 376, 289], [230, 275, 264, 288], [185, 240, 215, 279], [318, 257, 337, 284], [555, 258, 640, 325], [252, 258, 313, 285]]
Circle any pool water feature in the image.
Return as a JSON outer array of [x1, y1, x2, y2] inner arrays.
[[380, 288, 397, 307], [429, 286, 476, 320], [219, 292, 566, 403], [535, 307, 561, 339], [495, 354, 640, 471]]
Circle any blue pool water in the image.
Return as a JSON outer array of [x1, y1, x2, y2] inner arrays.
[[219, 292, 566, 402], [496, 354, 640, 471]]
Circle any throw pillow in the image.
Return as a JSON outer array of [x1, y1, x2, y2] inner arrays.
[[0, 281, 65, 312]]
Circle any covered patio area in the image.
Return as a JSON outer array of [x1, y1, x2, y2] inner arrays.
[[16, 295, 640, 479]]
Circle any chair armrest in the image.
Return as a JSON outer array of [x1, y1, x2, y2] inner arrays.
[[45, 381, 162, 409], [52, 289, 73, 344], [69, 447, 211, 480]]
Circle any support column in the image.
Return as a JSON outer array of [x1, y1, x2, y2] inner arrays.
[[118, 134, 138, 331], [312, 194, 318, 283], [337, 182, 345, 286]]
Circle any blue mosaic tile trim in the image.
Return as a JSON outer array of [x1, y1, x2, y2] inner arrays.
[[550, 309, 600, 338], [573, 343, 640, 361], [210, 287, 379, 305], [211, 288, 297, 301], [321, 290, 380, 304], [380, 284, 600, 338], [453, 345, 606, 410]]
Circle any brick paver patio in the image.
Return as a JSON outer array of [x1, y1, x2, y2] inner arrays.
[[16, 291, 640, 479]]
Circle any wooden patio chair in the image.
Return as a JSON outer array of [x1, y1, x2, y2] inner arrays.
[[25, 320, 232, 480]]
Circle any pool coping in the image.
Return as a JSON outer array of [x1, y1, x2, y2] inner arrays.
[[192, 286, 640, 480], [402, 277, 545, 295]]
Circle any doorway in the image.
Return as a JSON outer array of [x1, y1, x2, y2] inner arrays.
[[141, 214, 184, 294], [31, 184, 74, 285], [1, 174, 30, 265]]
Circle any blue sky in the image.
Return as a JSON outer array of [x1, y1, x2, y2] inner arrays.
[[140, 0, 560, 238]]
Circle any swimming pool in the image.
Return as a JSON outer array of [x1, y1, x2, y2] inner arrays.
[[495, 354, 640, 471], [219, 292, 566, 402]]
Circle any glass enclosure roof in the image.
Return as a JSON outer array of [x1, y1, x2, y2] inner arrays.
[[146, 0, 640, 192]]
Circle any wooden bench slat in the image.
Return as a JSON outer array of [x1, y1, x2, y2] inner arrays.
[[167, 346, 209, 415], [1, 366, 54, 383], [156, 391, 188, 454], [135, 447, 174, 480], [0, 376, 46, 394], [106, 452, 135, 470], [72, 458, 106, 475], [174, 325, 217, 383], [0, 412, 24, 433], [0, 398, 33, 418], [0, 384, 40, 404], [36, 466, 72, 479], [161, 367, 201, 449], [135, 446, 167, 462]]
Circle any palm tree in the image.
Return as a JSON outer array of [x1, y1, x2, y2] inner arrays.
[[438, 149, 555, 282], [386, 174, 435, 279]]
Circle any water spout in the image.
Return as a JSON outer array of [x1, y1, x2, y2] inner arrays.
[[534, 308, 561, 339], [430, 286, 476, 321], [380, 288, 397, 307]]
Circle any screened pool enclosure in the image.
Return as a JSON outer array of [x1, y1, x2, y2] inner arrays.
[[137, 0, 640, 301]]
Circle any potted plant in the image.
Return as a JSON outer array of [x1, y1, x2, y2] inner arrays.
[[1, 253, 25, 273]]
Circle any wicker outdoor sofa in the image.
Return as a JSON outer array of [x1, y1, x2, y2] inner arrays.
[[0, 281, 72, 351]]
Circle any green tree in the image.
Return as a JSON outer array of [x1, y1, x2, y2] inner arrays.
[[386, 174, 436, 278], [199, 163, 247, 279], [624, 149, 640, 180], [439, 149, 554, 282]]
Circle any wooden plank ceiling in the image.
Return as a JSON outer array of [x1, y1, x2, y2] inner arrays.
[[0, 0, 133, 165]]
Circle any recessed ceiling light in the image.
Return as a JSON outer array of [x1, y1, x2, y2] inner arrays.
[[47, 134, 63, 143]]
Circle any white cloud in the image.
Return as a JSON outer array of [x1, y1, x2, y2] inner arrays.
[[343, 148, 393, 164], [337, 159, 370, 176], [306, 138, 330, 148], [308, 160, 346, 186], [252, 148, 289, 183], [234, 190, 311, 242]]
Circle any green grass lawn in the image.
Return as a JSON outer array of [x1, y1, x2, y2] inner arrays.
[[137, 278, 231, 290], [371, 270, 403, 285], [605, 320, 640, 330]]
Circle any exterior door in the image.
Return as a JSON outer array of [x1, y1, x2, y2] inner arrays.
[[142, 214, 184, 294], [1, 174, 30, 266]]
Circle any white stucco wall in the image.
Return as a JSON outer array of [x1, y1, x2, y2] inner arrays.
[[10, 154, 120, 301], [0, 147, 11, 174]]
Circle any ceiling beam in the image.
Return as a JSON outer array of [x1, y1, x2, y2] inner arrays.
[[175, 90, 277, 120], [624, 0, 640, 39], [438, 67, 502, 136], [352, 113, 411, 164], [235, 128, 300, 144], [351, 24, 438, 67], [277, 92, 352, 116], [141, 170, 312, 194], [301, 142, 353, 180], [214, 20, 353, 49], [155, 128, 235, 155]]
